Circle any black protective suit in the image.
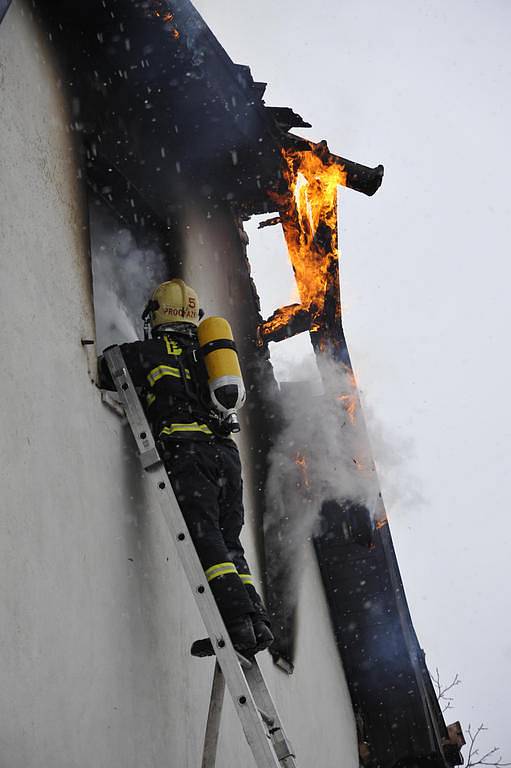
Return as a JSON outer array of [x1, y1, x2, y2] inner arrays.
[[99, 326, 269, 626]]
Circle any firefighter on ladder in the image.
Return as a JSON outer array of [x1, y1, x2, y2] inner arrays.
[[99, 279, 273, 656]]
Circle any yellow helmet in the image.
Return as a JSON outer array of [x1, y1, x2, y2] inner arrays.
[[148, 279, 200, 328]]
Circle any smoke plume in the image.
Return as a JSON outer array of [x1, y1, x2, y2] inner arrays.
[[264, 353, 380, 585], [89, 206, 168, 351]]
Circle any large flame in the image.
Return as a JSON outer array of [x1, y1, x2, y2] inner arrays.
[[260, 147, 362, 428], [262, 148, 381, 509], [283, 150, 346, 320], [260, 147, 347, 340]]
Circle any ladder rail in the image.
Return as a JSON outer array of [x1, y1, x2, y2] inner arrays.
[[202, 662, 226, 768], [245, 661, 296, 767], [104, 346, 295, 768], [200, 659, 296, 768]]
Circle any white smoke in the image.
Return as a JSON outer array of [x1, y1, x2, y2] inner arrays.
[[89, 207, 168, 351], [265, 353, 380, 579], [360, 396, 423, 513]]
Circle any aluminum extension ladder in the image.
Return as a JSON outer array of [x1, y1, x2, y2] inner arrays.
[[104, 346, 297, 768]]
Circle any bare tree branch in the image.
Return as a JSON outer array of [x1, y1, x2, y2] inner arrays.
[[429, 671, 510, 768], [430, 667, 461, 713], [465, 723, 511, 768]]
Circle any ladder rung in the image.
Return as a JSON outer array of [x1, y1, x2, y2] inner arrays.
[[269, 729, 295, 762], [258, 708, 275, 727], [236, 652, 253, 670]]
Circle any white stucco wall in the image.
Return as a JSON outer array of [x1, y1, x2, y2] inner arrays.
[[0, 2, 358, 766]]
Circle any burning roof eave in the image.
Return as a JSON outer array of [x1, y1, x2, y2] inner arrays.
[[41, 0, 383, 221]]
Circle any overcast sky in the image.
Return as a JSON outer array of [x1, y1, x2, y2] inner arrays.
[[194, 0, 511, 757]]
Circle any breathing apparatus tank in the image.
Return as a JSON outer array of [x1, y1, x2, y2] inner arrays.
[[197, 317, 246, 433]]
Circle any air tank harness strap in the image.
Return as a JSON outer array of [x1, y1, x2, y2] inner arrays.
[[164, 334, 202, 406], [201, 338, 238, 355]]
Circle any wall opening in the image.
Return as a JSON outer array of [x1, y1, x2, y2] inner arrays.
[[87, 190, 183, 352]]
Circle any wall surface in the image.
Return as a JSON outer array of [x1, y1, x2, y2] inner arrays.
[[0, 2, 357, 766]]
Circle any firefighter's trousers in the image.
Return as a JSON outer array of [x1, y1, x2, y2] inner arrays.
[[161, 438, 269, 625]]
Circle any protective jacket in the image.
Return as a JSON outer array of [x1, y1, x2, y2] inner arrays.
[[99, 329, 230, 442]]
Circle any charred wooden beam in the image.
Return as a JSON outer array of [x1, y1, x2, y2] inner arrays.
[[284, 137, 384, 197], [257, 305, 313, 345], [258, 216, 282, 229]]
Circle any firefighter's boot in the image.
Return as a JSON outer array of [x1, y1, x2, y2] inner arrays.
[[252, 619, 274, 654], [190, 615, 256, 658], [227, 616, 257, 655]]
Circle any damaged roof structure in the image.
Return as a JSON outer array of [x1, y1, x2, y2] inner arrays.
[[0, 1, 465, 766]]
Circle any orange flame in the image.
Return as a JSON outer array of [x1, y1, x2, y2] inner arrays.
[[151, 2, 180, 38], [295, 453, 311, 490], [336, 369, 358, 423], [256, 303, 311, 343], [338, 394, 357, 424], [260, 147, 347, 340], [260, 305, 299, 337], [282, 149, 346, 319]]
